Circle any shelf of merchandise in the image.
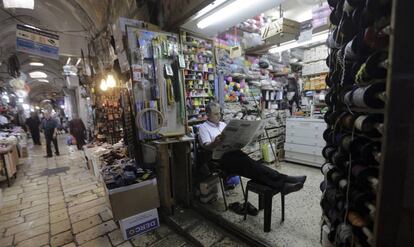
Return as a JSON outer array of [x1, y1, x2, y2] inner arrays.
[[180, 30, 217, 125]]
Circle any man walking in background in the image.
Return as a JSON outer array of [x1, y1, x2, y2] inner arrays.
[[69, 115, 86, 150], [41, 111, 60, 158], [26, 112, 41, 145]]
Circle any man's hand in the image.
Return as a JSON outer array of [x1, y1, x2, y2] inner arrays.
[[211, 134, 225, 147]]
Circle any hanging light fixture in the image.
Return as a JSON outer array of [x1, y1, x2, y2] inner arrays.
[[100, 78, 108, 91], [106, 74, 116, 88]]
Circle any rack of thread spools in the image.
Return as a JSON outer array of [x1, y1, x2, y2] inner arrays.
[[180, 31, 217, 126], [320, 0, 390, 246]]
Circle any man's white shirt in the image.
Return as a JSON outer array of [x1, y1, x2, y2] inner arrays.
[[198, 120, 226, 146]]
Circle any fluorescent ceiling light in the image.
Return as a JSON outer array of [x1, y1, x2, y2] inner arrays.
[[192, 0, 228, 20], [29, 71, 47, 79], [66, 57, 71, 65], [24, 24, 40, 30], [75, 58, 81, 66], [29, 62, 44, 67], [3, 0, 34, 9], [269, 31, 329, 54], [37, 79, 49, 83], [197, 0, 255, 29]]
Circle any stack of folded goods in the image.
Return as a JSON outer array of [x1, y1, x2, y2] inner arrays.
[[101, 157, 155, 190], [0, 134, 17, 146]]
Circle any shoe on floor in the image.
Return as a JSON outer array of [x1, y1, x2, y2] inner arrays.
[[282, 182, 304, 195], [44, 155, 52, 158], [55, 153, 60, 156], [285, 175, 307, 184]]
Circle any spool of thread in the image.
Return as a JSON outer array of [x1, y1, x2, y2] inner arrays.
[[336, 223, 353, 245], [348, 211, 367, 227], [321, 225, 335, 247]]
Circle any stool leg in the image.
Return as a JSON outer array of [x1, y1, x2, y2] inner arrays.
[[281, 194, 285, 223], [219, 178, 228, 211], [239, 176, 246, 199], [243, 189, 249, 221], [258, 194, 264, 210], [264, 195, 272, 232]]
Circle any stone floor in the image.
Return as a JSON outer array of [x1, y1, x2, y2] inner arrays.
[[0, 136, 324, 247], [200, 162, 323, 247], [0, 136, 196, 247]]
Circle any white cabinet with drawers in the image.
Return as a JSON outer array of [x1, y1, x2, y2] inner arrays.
[[284, 118, 326, 167]]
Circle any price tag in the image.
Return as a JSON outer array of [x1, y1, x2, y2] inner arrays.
[[178, 54, 186, 68], [165, 64, 174, 76], [131, 64, 142, 81]]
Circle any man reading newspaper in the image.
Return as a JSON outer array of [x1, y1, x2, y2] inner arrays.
[[198, 102, 306, 195]]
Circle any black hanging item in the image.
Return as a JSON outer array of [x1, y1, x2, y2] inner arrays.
[[171, 59, 181, 102], [8, 54, 20, 78]]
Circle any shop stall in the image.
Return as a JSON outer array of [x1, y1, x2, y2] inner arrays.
[[79, 0, 395, 244]]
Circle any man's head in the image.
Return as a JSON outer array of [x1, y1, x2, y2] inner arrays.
[[206, 102, 221, 124], [44, 111, 51, 119]]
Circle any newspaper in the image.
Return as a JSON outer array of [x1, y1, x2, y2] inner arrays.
[[212, 119, 265, 160]]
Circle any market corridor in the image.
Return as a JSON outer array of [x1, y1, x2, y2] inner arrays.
[[0, 137, 190, 247]]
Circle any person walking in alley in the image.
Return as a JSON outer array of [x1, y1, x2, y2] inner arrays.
[[41, 111, 60, 157], [25, 112, 41, 145], [69, 115, 87, 150]]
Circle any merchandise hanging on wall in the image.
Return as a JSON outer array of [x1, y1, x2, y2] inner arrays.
[[125, 27, 186, 140]]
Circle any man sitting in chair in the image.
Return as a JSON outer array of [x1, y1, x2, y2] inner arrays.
[[198, 102, 306, 195]]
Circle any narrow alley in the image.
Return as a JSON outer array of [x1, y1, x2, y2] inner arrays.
[[0, 137, 192, 247]]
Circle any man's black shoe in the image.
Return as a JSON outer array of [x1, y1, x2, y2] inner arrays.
[[285, 175, 307, 184], [282, 182, 304, 195], [55, 153, 60, 156], [44, 155, 52, 158]]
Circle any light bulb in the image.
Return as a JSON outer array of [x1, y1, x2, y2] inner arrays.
[[100, 79, 108, 91], [106, 74, 116, 88]]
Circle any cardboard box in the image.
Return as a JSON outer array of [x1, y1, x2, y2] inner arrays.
[[119, 209, 160, 240], [105, 178, 160, 221], [20, 146, 28, 158]]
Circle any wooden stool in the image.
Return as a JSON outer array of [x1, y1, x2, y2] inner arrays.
[[243, 180, 285, 232]]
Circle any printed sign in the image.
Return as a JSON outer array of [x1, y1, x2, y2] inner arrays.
[[125, 218, 159, 238], [119, 208, 159, 240], [16, 24, 59, 60]]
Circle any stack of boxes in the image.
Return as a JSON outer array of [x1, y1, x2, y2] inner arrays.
[[302, 44, 329, 76]]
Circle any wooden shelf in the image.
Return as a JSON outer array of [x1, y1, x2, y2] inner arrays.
[[188, 95, 214, 98], [302, 71, 329, 77], [244, 43, 275, 56]]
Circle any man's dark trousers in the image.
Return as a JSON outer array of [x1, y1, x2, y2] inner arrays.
[[45, 132, 59, 157]]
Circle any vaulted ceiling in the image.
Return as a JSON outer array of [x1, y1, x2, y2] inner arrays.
[[0, 0, 110, 103]]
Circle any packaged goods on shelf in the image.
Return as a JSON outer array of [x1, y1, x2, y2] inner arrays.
[[181, 31, 217, 124]]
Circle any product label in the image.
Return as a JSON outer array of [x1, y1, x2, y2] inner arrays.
[[132, 64, 142, 81]]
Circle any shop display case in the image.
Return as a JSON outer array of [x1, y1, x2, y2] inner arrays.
[[180, 31, 217, 125]]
